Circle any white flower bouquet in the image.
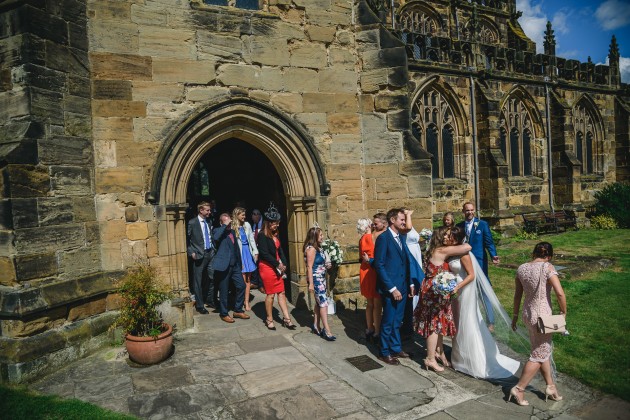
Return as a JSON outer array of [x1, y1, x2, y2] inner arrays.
[[419, 228, 432, 251], [322, 238, 344, 264], [431, 270, 457, 298]]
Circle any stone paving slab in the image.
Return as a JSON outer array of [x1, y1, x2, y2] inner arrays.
[[27, 289, 629, 419]]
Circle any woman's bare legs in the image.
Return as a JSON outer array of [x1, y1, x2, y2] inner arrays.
[[277, 291, 293, 323], [366, 298, 375, 334], [243, 272, 251, 311], [264, 293, 275, 326], [373, 297, 382, 336], [320, 305, 332, 336]]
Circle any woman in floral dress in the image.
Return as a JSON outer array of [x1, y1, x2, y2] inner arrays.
[[304, 226, 334, 341], [414, 226, 471, 372], [510, 242, 567, 406]]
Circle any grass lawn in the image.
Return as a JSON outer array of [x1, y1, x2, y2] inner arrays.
[[489, 228, 630, 401], [0, 384, 136, 420]]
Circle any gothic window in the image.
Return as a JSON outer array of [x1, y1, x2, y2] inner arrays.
[[399, 7, 440, 35], [479, 22, 499, 44], [572, 103, 599, 174], [500, 98, 535, 177], [203, 0, 259, 9], [412, 88, 458, 179], [191, 162, 210, 196]]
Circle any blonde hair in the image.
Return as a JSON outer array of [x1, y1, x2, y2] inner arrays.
[[356, 218, 372, 234], [231, 207, 246, 233]]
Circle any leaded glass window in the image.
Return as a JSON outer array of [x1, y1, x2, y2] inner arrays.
[[572, 103, 598, 174], [500, 98, 535, 177]]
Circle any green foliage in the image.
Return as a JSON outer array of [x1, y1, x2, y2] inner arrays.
[[589, 214, 618, 230], [112, 265, 171, 338], [594, 182, 630, 228], [0, 384, 135, 419], [490, 229, 502, 246], [515, 229, 539, 240]]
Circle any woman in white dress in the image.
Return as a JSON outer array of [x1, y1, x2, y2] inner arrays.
[[448, 226, 521, 379]]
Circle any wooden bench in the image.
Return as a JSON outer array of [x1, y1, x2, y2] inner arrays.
[[544, 210, 578, 232], [522, 212, 556, 234]]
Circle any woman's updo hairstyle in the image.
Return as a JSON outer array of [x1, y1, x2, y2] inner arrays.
[[532, 242, 554, 259]]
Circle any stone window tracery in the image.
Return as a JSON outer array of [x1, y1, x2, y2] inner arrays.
[[412, 89, 459, 179], [399, 6, 440, 35], [572, 103, 600, 174], [500, 98, 535, 177]]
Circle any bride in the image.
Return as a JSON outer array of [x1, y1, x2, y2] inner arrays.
[[448, 226, 520, 379]]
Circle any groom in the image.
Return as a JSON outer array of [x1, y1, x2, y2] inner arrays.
[[373, 208, 414, 365], [457, 202, 500, 329]]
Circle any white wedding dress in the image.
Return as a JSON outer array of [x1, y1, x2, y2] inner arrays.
[[449, 254, 520, 379]]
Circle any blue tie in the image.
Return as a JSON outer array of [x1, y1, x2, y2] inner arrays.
[[203, 220, 211, 250]]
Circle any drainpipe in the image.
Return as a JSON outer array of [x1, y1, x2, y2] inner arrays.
[[391, 0, 395, 30], [544, 82, 555, 214], [470, 74, 480, 212]]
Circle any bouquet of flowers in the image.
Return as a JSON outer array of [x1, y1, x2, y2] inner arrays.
[[419, 228, 432, 251], [322, 238, 344, 264], [431, 270, 458, 298]]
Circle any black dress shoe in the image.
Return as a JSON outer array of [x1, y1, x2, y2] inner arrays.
[[377, 355, 400, 365], [392, 351, 412, 358], [196, 307, 209, 314]]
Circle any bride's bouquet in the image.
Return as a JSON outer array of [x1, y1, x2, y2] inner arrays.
[[432, 270, 458, 298], [419, 228, 432, 251]]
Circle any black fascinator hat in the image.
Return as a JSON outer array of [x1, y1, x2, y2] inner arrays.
[[264, 202, 281, 222]]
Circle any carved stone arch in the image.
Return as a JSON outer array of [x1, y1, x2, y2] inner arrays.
[[398, 1, 445, 35], [411, 76, 469, 179], [149, 98, 327, 305], [500, 86, 544, 138], [478, 15, 501, 44], [572, 93, 605, 174]]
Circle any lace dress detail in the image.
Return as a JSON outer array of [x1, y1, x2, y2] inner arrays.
[[516, 261, 559, 362], [414, 261, 456, 337]]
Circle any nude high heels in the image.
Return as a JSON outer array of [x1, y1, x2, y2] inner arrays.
[[423, 358, 445, 372], [435, 350, 451, 367], [508, 386, 529, 406], [545, 384, 563, 402]]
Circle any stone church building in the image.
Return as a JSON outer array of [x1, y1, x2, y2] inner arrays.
[[1, 0, 628, 382]]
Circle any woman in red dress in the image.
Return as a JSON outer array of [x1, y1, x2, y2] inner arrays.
[[415, 226, 471, 372], [357, 213, 386, 342], [257, 204, 296, 331]]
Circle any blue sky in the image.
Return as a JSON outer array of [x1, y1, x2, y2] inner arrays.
[[516, 0, 630, 82]]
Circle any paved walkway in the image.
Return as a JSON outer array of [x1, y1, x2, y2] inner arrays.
[[32, 291, 627, 419]]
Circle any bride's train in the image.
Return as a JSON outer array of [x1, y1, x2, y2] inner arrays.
[[449, 253, 525, 379]]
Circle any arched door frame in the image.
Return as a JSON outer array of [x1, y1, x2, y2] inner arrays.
[[149, 98, 328, 305]]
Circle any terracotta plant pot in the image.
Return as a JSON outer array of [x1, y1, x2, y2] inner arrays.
[[125, 323, 174, 365]]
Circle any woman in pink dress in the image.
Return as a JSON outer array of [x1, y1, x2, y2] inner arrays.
[[510, 242, 567, 406]]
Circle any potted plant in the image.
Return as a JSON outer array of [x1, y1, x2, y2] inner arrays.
[[112, 264, 174, 365]]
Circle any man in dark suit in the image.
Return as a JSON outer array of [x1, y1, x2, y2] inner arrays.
[[212, 213, 249, 323], [187, 201, 216, 314], [373, 208, 414, 365], [457, 202, 500, 330]]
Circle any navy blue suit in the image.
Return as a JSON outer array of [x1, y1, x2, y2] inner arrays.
[[212, 224, 246, 317], [457, 217, 497, 323], [374, 228, 412, 357]]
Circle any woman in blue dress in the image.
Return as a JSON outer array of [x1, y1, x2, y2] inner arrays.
[[303, 226, 334, 341], [232, 207, 258, 311]]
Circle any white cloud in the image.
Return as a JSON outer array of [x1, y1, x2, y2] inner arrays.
[[516, 0, 548, 53], [551, 10, 571, 35], [596, 0, 630, 31], [599, 56, 630, 83]]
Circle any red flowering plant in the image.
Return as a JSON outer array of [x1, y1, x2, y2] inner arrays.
[[113, 265, 172, 338]]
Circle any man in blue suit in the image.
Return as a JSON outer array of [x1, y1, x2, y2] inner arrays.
[[373, 208, 415, 365], [456, 202, 500, 330], [212, 213, 249, 323]]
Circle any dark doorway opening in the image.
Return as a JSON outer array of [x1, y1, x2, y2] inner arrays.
[[185, 139, 291, 298]]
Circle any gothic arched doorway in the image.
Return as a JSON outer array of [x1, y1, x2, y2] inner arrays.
[[150, 98, 328, 307]]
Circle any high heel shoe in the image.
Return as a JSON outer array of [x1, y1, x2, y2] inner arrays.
[[423, 358, 444, 372], [282, 317, 297, 330], [320, 328, 336, 341], [435, 351, 451, 367], [545, 385, 563, 402], [508, 386, 530, 406], [264, 318, 276, 330], [310, 323, 321, 335]]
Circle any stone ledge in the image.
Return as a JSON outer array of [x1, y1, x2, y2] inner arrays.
[[0, 271, 123, 317], [0, 311, 117, 384]]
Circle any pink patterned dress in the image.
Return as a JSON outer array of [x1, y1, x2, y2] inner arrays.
[[516, 261, 559, 362], [414, 261, 457, 337]]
